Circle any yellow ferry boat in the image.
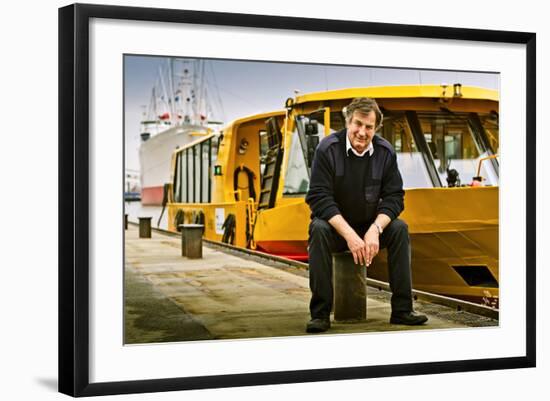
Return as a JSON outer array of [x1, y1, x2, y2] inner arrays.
[[165, 84, 499, 306]]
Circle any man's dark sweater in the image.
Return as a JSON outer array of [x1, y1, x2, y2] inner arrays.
[[305, 129, 405, 227]]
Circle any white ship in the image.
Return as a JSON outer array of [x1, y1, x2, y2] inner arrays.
[[139, 58, 223, 205]]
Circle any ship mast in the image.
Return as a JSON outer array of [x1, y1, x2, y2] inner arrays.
[[168, 59, 176, 127], [141, 57, 225, 137], [158, 65, 171, 126]]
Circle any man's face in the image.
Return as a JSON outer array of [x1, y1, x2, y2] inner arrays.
[[346, 110, 377, 154]]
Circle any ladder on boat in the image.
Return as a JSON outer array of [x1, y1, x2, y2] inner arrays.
[[258, 117, 283, 210]]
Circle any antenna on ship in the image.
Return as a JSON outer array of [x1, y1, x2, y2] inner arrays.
[[168, 59, 176, 127], [158, 64, 170, 125]]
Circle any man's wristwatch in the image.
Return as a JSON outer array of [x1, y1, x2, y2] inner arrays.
[[372, 222, 383, 235]]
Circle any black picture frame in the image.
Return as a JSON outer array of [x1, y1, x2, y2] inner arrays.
[[58, 3, 536, 397]]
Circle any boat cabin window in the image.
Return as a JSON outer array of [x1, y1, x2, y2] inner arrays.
[[283, 111, 346, 195], [380, 113, 433, 189], [284, 110, 437, 194], [172, 137, 215, 203], [327, 111, 346, 132], [417, 112, 499, 186], [478, 112, 499, 155], [283, 124, 311, 195], [283, 106, 499, 194]]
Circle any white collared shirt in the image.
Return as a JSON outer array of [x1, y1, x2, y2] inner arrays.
[[346, 133, 374, 157]]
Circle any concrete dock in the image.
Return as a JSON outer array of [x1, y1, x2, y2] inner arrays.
[[124, 225, 497, 344]]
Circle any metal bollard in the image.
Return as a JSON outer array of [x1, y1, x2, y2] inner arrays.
[[138, 217, 152, 238], [179, 224, 204, 259], [332, 252, 367, 322], [124, 214, 128, 230]]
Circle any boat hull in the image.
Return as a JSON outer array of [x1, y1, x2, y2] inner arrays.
[[140, 185, 164, 206], [253, 186, 499, 306]]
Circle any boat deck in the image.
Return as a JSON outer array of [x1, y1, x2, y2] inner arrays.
[[124, 224, 498, 344]]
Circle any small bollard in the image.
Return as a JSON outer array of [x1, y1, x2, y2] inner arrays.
[[332, 252, 367, 322], [179, 224, 204, 259], [138, 217, 152, 238], [124, 214, 128, 230]]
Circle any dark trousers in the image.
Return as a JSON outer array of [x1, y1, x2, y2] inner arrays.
[[308, 217, 413, 319]]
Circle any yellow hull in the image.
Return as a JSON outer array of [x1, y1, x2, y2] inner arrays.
[[253, 187, 499, 304]]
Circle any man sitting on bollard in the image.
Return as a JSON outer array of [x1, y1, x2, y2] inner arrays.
[[305, 97, 428, 333]]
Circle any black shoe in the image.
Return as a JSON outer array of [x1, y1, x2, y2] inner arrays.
[[306, 318, 331, 333], [390, 311, 428, 325]]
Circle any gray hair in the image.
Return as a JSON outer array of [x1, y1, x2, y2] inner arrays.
[[343, 97, 383, 129]]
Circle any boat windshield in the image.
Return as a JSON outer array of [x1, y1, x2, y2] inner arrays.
[[283, 118, 312, 195], [478, 112, 500, 155], [283, 109, 499, 195], [172, 136, 216, 203], [417, 112, 499, 187], [380, 112, 433, 188], [283, 111, 434, 194]]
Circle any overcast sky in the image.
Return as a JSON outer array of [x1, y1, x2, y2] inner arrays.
[[124, 55, 499, 171]]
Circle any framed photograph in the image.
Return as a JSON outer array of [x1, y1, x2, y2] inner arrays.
[[59, 3, 536, 397]]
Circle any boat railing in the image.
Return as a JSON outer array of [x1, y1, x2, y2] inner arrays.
[[476, 154, 499, 178]]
